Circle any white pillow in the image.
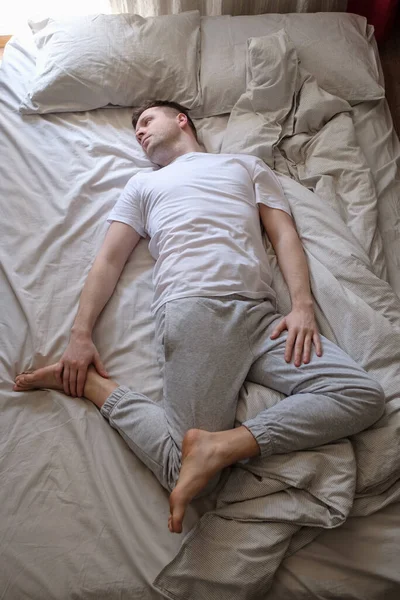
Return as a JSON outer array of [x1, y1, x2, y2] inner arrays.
[[191, 12, 384, 118], [19, 11, 201, 114]]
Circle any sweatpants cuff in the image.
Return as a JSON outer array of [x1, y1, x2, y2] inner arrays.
[[100, 385, 132, 420], [242, 420, 273, 459]]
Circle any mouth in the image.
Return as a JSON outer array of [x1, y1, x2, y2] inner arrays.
[[142, 136, 151, 149]]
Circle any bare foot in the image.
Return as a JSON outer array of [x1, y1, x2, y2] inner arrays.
[[168, 429, 227, 534], [13, 363, 64, 392], [13, 363, 118, 410]]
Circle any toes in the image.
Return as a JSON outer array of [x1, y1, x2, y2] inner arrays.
[[169, 495, 185, 534], [13, 374, 32, 390], [17, 374, 34, 386], [171, 508, 184, 534], [15, 371, 33, 384], [13, 381, 26, 391]]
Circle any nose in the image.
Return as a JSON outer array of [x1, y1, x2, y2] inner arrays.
[[136, 126, 145, 143]]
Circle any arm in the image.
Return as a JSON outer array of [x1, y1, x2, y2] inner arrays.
[[259, 204, 322, 365], [72, 221, 141, 336], [259, 205, 313, 309], [61, 221, 142, 397]]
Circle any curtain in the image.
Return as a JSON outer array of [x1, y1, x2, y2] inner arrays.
[[109, 0, 348, 17], [2, 1, 112, 35]]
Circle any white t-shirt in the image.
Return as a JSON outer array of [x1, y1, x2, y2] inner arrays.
[[107, 152, 292, 314]]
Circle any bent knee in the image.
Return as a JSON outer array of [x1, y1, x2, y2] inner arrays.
[[358, 377, 386, 428]]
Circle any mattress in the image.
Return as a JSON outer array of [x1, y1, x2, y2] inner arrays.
[[0, 19, 400, 600]]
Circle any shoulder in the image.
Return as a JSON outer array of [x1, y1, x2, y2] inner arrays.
[[215, 152, 261, 173], [222, 153, 265, 172], [123, 167, 157, 191]]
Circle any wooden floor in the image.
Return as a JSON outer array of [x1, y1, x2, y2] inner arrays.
[[1, 16, 399, 137]]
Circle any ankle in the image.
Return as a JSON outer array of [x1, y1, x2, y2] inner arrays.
[[216, 426, 260, 467], [83, 366, 96, 397], [83, 367, 118, 409]]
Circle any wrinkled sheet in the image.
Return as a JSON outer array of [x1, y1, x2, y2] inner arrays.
[[153, 31, 400, 600], [1, 27, 400, 600]]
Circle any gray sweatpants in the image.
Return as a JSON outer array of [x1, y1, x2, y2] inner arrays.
[[100, 295, 385, 495]]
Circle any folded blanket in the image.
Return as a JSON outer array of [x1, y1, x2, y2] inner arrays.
[[154, 30, 400, 599]]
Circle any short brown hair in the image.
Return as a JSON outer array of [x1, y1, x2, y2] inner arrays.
[[131, 100, 198, 141]]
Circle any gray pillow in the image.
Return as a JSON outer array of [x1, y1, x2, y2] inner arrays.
[[192, 12, 384, 118]]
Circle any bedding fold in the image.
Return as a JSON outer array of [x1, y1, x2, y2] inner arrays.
[[1, 29, 400, 600], [154, 30, 400, 599]]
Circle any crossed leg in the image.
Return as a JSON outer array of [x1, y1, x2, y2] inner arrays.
[[13, 363, 259, 533], [13, 292, 385, 535]]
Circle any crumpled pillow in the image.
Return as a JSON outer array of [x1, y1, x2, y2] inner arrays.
[[191, 12, 384, 118]]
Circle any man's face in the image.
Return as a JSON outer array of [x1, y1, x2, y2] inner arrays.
[[135, 107, 182, 159]]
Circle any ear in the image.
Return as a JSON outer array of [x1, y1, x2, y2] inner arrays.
[[177, 113, 188, 129]]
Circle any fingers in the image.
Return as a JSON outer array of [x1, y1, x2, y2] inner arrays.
[[284, 330, 297, 363], [270, 318, 286, 340], [94, 353, 108, 378], [61, 361, 82, 397], [69, 362, 89, 397], [63, 364, 71, 396], [314, 332, 323, 357], [69, 364, 78, 397], [77, 368, 87, 398], [302, 333, 312, 364], [277, 314, 323, 366], [55, 362, 64, 386], [293, 332, 306, 367], [285, 331, 322, 366]]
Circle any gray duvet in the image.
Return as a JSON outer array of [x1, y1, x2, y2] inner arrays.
[[154, 31, 400, 600]]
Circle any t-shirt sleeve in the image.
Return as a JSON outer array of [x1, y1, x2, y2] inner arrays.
[[252, 158, 292, 218], [107, 176, 146, 237]]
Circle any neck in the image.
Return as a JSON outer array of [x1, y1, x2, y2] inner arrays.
[[153, 140, 203, 167]]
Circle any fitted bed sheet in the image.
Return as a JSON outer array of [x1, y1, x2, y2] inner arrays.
[[0, 22, 400, 600]]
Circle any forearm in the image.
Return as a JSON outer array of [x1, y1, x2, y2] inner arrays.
[[273, 230, 313, 309], [71, 258, 123, 337]]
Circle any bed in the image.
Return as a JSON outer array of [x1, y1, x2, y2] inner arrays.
[[1, 9, 400, 600]]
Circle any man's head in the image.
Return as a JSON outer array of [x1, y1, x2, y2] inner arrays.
[[132, 100, 201, 166]]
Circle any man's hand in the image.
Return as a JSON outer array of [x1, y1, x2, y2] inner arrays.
[[59, 331, 109, 397], [270, 305, 323, 367]]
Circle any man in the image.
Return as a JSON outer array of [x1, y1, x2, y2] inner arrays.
[[14, 100, 385, 535]]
